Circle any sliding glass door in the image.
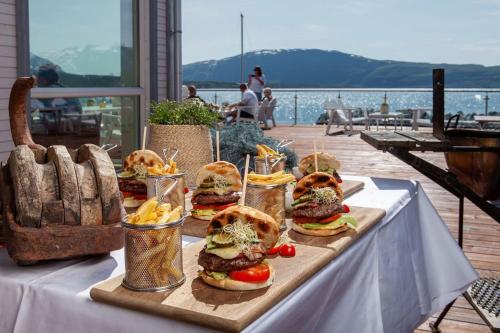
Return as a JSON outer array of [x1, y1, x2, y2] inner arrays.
[[25, 0, 149, 163]]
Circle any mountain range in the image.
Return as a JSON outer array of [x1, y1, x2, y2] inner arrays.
[[183, 49, 500, 88]]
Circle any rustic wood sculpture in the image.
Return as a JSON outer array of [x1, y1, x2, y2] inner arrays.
[[1, 77, 125, 264]]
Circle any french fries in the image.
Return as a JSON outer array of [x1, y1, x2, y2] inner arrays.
[[147, 159, 179, 176], [256, 144, 283, 159], [124, 198, 184, 289], [127, 197, 183, 225], [248, 170, 296, 185]]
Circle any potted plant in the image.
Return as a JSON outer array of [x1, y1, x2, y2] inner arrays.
[[147, 100, 220, 186]]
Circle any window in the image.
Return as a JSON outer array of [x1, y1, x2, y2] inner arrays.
[[25, 0, 149, 163]]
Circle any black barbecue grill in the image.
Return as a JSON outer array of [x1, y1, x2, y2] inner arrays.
[[361, 69, 500, 332]]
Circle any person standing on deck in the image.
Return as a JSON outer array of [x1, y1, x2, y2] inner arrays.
[[247, 66, 266, 101]]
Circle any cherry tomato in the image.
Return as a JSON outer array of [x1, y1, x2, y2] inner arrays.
[[184, 187, 189, 194], [318, 213, 342, 224], [337, 178, 343, 183], [279, 244, 296, 257], [343, 204, 350, 213], [228, 264, 270, 282], [267, 246, 281, 255]]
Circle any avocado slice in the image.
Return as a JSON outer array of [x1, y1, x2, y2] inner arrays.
[[302, 215, 358, 230]]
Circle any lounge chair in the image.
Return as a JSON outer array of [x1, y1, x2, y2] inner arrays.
[[258, 98, 278, 129]]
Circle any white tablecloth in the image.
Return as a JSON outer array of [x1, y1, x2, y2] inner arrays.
[[0, 176, 478, 333]]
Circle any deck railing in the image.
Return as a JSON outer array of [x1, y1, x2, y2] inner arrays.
[[198, 88, 500, 126]]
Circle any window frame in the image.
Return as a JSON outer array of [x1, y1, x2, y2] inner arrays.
[[16, 0, 151, 148]]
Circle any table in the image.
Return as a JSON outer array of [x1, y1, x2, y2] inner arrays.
[[0, 176, 478, 333], [368, 112, 404, 131], [406, 108, 432, 131], [474, 115, 500, 129]]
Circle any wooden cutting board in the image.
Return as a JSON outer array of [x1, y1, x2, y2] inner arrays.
[[182, 180, 365, 238], [90, 241, 335, 332], [287, 206, 386, 254], [340, 179, 364, 198]]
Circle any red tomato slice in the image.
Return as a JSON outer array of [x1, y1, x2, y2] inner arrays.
[[267, 246, 281, 255], [343, 204, 350, 213], [279, 244, 296, 257], [192, 202, 236, 211], [228, 264, 270, 283], [122, 192, 147, 200], [318, 213, 342, 224]]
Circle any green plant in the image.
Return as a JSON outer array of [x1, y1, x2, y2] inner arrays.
[[149, 100, 221, 126]]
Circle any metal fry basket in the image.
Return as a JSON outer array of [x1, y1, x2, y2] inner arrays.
[[246, 183, 287, 231], [254, 156, 287, 175], [147, 173, 186, 212], [122, 216, 185, 291]]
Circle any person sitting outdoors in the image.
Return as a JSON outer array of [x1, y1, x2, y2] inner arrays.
[[259, 87, 277, 129], [184, 85, 207, 105], [227, 83, 259, 122]]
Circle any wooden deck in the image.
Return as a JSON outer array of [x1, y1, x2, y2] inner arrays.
[[267, 125, 499, 333]]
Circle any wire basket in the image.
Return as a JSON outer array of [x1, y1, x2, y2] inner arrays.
[[122, 216, 185, 291], [254, 156, 287, 175], [246, 183, 287, 231], [147, 173, 186, 213]]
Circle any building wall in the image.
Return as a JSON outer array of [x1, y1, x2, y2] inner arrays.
[[0, 0, 16, 162], [157, 0, 167, 101], [0, 0, 167, 161]]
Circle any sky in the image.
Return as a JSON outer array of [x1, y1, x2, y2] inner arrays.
[[183, 0, 500, 66]]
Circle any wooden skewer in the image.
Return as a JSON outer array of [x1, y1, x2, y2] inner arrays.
[[313, 141, 318, 172], [216, 130, 220, 162], [142, 125, 148, 150], [240, 154, 250, 205]]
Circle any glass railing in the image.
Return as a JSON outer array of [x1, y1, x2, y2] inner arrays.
[[197, 88, 500, 126]]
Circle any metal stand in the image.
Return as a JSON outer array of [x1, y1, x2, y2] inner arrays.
[[382, 148, 499, 332]]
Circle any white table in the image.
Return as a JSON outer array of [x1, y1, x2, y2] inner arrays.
[[407, 108, 432, 131], [0, 176, 478, 333], [474, 115, 500, 129], [369, 112, 404, 131]]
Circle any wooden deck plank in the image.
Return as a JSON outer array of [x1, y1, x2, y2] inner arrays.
[[266, 125, 499, 332]]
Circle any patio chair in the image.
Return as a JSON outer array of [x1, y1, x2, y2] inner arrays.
[[258, 98, 278, 129], [235, 105, 258, 125], [325, 103, 369, 135]]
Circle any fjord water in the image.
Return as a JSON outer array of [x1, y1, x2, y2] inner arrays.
[[199, 90, 499, 125]]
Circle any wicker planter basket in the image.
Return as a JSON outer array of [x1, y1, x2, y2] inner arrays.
[[148, 124, 213, 187]]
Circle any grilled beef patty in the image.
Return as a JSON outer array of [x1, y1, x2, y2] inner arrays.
[[198, 248, 263, 272], [293, 201, 343, 219], [192, 191, 240, 205], [118, 179, 147, 194]]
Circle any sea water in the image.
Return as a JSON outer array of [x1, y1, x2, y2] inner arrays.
[[198, 90, 499, 125]]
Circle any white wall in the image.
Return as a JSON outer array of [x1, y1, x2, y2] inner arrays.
[[0, 0, 16, 162]]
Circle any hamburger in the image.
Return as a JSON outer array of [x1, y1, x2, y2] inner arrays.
[[191, 161, 242, 220], [198, 205, 280, 290], [291, 172, 357, 236], [118, 150, 164, 208], [298, 152, 342, 183]]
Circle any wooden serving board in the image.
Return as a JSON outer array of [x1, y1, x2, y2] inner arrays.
[[182, 180, 365, 238], [91, 241, 335, 332], [182, 215, 211, 238], [340, 179, 364, 198], [287, 206, 386, 254]]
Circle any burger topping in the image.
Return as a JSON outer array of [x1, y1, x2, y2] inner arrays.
[[301, 215, 358, 230], [228, 263, 270, 283], [205, 220, 263, 260], [198, 249, 264, 272]]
